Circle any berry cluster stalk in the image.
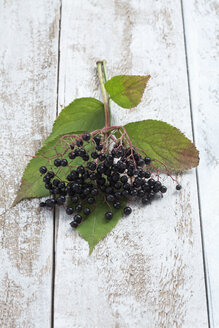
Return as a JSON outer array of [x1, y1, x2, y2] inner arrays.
[[97, 60, 111, 128]]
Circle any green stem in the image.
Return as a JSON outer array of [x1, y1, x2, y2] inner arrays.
[[97, 61, 110, 128], [102, 60, 108, 86], [102, 60, 111, 120]]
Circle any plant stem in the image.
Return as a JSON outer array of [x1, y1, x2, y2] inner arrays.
[[97, 61, 110, 128], [102, 60, 112, 122], [102, 60, 108, 81]]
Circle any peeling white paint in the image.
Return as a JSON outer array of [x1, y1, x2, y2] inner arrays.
[[0, 0, 60, 327], [54, 1, 208, 327], [1, 0, 217, 327], [182, 0, 219, 326]]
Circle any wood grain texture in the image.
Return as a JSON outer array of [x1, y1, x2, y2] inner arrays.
[[182, 0, 219, 326], [0, 0, 60, 327], [54, 0, 208, 327]]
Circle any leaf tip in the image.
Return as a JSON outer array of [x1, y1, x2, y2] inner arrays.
[[11, 191, 23, 207], [11, 198, 19, 208]]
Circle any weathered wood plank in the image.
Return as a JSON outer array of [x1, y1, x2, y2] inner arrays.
[[182, 0, 219, 326], [0, 0, 60, 327], [54, 0, 208, 327]]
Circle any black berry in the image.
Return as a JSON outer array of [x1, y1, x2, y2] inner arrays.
[[74, 214, 82, 224], [66, 207, 74, 215], [75, 204, 82, 212], [91, 188, 98, 196], [105, 212, 113, 220], [61, 159, 68, 167], [53, 179, 60, 186], [70, 221, 78, 228], [77, 166, 85, 174], [82, 133, 91, 141], [121, 175, 128, 183], [87, 162, 96, 171], [83, 208, 90, 215], [123, 207, 132, 215], [82, 154, 89, 161], [58, 181, 65, 189], [142, 196, 149, 204], [69, 152, 76, 159], [45, 199, 55, 208], [47, 171, 55, 178], [160, 185, 167, 193], [71, 196, 79, 203], [138, 159, 145, 167], [99, 154, 106, 161], [94, 136, 101, 145], [113, 201, 121, 209], [39, 166, 47, 174], [148, 178, 155, 186], [54, 159, 61, 167], [89, 173, 97, 180], [76, 139, 83, 147], [176, 184, 182, 190], [106, 194, 115, 202], [56, 195, 66, 205], [96, 144, 103, 151], [145, 171, 151, 179], [144, 157, 151, 165], [91, 152, 99, 159], [79, 149, 86, 157]]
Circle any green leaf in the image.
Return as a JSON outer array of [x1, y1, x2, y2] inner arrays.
[[13, 98, 105, 205], [124, 120, 199, 172], [13, 136, 59, 205], [105, 75, 150, 109], [46, 98, 105, 143], [13, 136, 95, 206], [77, 194, 126, 255]]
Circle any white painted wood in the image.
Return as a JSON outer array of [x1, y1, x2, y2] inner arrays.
[[0, 0, 60, 327], [54, 0, 208, 327], [182, 0, 219, 326]]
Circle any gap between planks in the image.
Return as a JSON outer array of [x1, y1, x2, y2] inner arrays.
[[51, 1, 63, 327], [180, 0, 211, 327]]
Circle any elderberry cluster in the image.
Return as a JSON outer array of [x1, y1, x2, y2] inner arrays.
[[39, 132, 181, 228]]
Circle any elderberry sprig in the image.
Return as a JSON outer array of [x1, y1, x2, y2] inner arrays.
[[39, 131, 181, 229], [14, 60, 199, 254]]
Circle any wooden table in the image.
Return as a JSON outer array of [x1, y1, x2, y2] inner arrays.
[[0, 1, 218, 327]]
